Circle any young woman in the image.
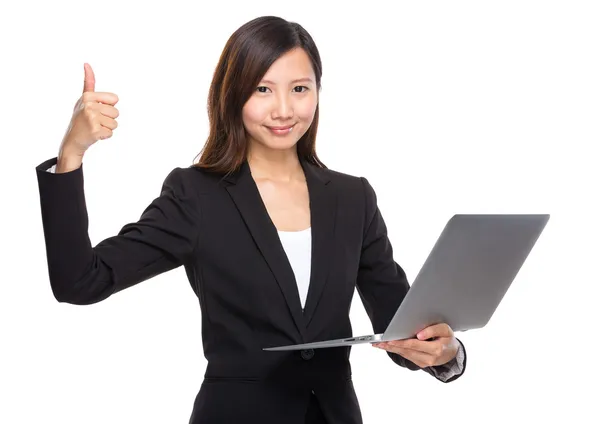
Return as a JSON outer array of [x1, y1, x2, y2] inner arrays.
[[36, 15, 466, 424]]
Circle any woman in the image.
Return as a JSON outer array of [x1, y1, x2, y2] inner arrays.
[[36, 16, 466, 424]]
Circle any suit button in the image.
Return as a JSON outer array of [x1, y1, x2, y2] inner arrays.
[[301, 349, 315, 360]]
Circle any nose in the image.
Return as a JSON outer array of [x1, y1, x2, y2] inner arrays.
[[272, 92, 294, 120]]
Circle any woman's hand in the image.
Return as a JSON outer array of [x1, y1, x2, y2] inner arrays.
[[59, 63, 120, 158], [373, 323, 459, 368]]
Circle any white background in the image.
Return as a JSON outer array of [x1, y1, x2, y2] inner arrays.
[[1, 1, 599, 422]]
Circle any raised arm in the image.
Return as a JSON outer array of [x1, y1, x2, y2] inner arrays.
[[35, 157, 199, 305]]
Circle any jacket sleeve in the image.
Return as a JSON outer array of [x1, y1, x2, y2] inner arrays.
[[35, 157, 200, 305], [355, 177, 466, 382]]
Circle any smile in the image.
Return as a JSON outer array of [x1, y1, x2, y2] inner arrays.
[[266, 125, 295, 135]]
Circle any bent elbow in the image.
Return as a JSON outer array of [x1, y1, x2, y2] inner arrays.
[[49, 266, 115, 305]]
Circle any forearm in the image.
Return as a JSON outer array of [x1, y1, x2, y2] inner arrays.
[[36, 157, 103, 303]]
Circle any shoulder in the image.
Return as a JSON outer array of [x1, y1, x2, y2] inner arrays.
[[162, 164, 225, 193], [155, 165, 223, 207], [315, 166, 379, 217], [316, 166, 382, 233], [318, 166, 377, 201]]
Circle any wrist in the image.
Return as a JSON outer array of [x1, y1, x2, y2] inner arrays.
[[56, 149, 84, 173]]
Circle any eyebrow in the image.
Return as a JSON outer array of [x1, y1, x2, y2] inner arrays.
[[260, 77, 314, 85]]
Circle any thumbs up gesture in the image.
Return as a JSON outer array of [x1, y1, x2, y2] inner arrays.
[[59, 63, 120, 158]]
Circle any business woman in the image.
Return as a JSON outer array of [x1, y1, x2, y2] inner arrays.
[[35, 16, 466, 424]]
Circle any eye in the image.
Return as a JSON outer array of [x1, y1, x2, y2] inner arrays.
[[255, 86, 309, 93]]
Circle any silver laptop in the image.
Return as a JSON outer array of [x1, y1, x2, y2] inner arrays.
[[264, 214, 550, 351]]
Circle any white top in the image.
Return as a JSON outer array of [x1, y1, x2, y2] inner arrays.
[[277, 227, 312, 310]]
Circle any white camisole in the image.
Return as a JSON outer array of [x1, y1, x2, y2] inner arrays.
[[276, 227, 312, 310]]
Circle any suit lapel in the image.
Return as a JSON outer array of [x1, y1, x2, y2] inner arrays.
[[224, 161, 306, 340], [223, 158, 336, 340], [300, 158, 336, 327]]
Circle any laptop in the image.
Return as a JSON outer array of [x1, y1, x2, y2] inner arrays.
[[263, 214, 550, 351]]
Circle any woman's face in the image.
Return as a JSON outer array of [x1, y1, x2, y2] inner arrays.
[[242, 47, 318, 154]]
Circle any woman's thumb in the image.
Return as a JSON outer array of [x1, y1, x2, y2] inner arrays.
[[83, 63, 95, 93]]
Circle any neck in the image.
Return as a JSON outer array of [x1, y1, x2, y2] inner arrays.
[[247, 144, 304, 182]]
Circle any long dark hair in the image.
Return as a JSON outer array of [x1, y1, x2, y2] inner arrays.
[[192, 16, 326, 175]]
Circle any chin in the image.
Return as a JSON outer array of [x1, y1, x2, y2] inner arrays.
[[251, 133, 303, 152], [261, 138, 299, 151]]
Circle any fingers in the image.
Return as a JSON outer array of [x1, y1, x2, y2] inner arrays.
[[416, 323, 453, 341], [78, 100, 118, 141], [373, 342, 437, 368], [373, 341, 449, 368], [393, 347, 438, 368], [97, 103, 120, 119], [97, 127, 113, 141], [373, 324, 460, 368], [99, 114, 118, 131], [82, 91, 119, 106], [81, 101, 119, 121], [83, 63, 95, 93], [381, 338, 446, 356]]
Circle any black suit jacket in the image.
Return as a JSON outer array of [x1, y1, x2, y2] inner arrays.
[[35, 156, 465, 424]]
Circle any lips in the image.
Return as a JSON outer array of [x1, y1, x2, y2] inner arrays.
[[266, 124, 295, 135], [266, 125, 294, 130]]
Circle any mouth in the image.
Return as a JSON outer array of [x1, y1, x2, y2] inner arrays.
[[265, 124, 295, 135]]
